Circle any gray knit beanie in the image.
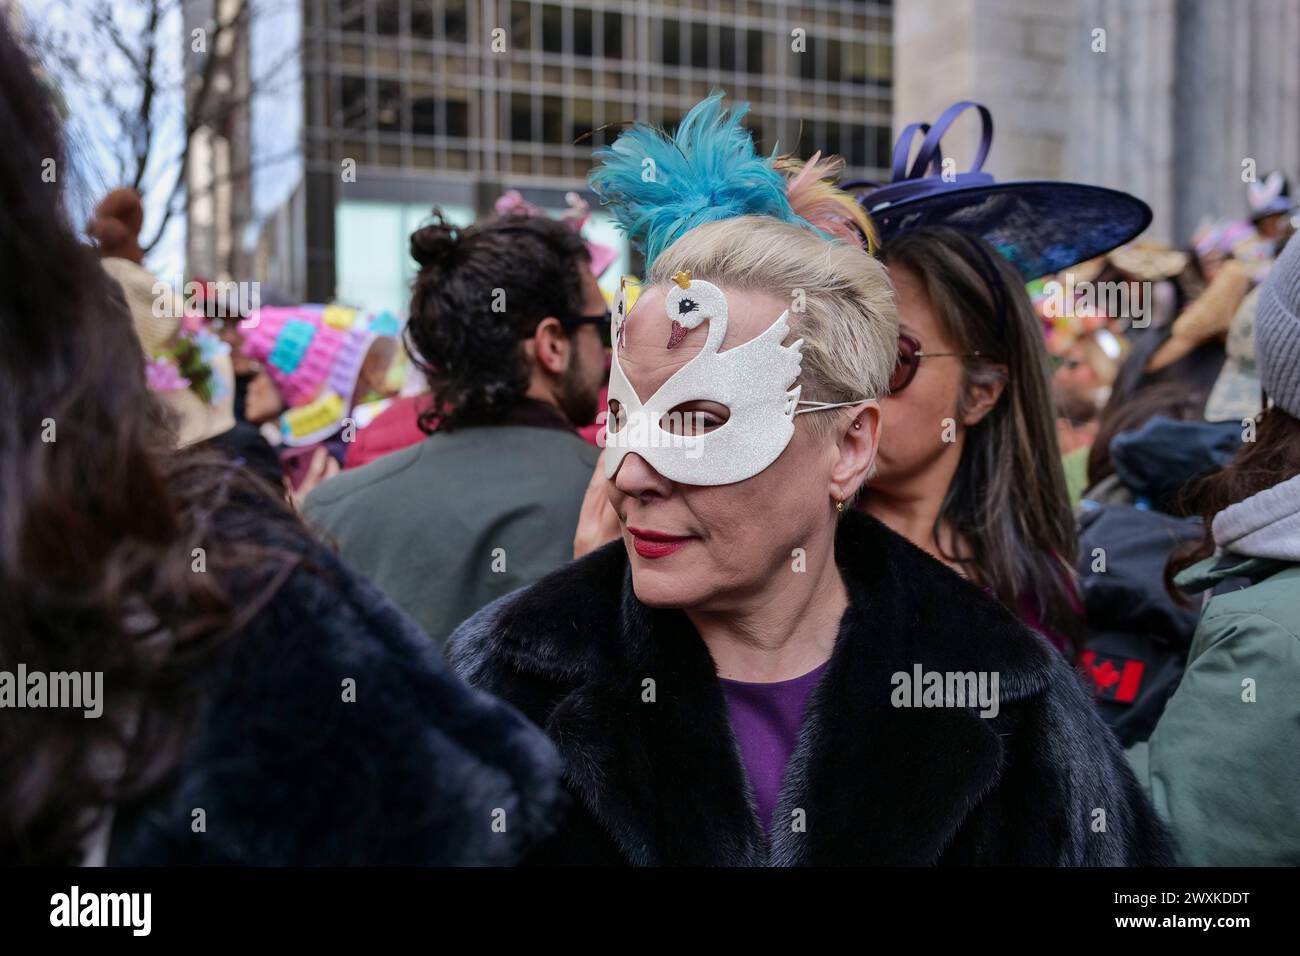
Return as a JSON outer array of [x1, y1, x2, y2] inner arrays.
[[1257, 234, 1300, 418]]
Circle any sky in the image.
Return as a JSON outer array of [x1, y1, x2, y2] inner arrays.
[[22, 0, 204, 278]]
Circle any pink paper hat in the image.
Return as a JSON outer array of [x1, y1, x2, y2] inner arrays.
[[242, 305, 382, 409]]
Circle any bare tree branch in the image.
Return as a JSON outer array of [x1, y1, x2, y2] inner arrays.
[[38, 0, 300, 269]]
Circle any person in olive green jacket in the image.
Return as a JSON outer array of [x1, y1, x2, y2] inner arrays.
[[1130, 232, 1300, 865], [304, 210, 607, 648]]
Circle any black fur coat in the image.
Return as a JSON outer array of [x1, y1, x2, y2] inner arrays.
[[448, 510, 1173, 866], [107, 512, 564, 866]]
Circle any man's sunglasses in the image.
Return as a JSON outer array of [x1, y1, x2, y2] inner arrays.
[[559, 310, 613, 348], [890, 332, 981, 394]]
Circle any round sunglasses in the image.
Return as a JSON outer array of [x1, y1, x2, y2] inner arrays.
[[889, 333, 981, 393]]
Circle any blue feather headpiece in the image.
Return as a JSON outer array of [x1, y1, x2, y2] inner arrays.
[[589, 93, 811, 273]]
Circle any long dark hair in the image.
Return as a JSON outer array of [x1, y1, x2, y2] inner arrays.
[[881, 227, 1080, 646], [1086, 381, 1204, 489], [1167, 407, 1300, 594], [405, 210, 590, 432], [0, 23, 301, 863]]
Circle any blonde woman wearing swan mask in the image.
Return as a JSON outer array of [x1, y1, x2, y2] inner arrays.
[[447, 95, 1170, 866]]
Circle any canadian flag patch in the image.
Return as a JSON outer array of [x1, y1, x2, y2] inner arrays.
[[1080, 651, 1145, 704]]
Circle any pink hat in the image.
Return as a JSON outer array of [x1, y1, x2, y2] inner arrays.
[[242, 304, 396, 445]]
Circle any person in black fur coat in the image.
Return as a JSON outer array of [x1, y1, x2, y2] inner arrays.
[[0, 22, 561, 867], [448, 102, 1172, 865], [104, 518, 566, 866], [451, 511, 1171, 866]]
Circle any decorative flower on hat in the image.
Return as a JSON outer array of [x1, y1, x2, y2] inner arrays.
[[493, 188, 619, 278], [145, 354, 190, 393]]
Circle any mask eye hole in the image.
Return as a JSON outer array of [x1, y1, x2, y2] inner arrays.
[[660, 400, 729, 436], [607, 399, 628, 433]]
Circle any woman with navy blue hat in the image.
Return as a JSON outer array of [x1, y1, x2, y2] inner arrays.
[[845, 102, 1151, 657]]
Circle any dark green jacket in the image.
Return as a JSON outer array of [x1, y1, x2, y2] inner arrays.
[[1129, 553, 1300, 865], [304, 418, 599, 648]]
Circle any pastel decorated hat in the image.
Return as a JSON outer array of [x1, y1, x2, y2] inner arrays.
[[1247, 170, 1294, 222], [844, 101, 1152, 280], [242, 304, 397, 446], [493, 188, 620, 277]]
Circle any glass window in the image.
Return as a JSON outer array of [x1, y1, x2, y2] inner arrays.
[[411, 1, 436, 39], [411, 96, 437, 136], [872, 125, 891, 169], [376, 79, 401, 131], [824, 123, 843, 159], [720, 26, 737, 71], [542, 4, 562, 53], [575, 8, 593, 56], [339, 75, 368, 130], [445, 0, 468, 43], [846, 125, 867, 168], [798, 38, 816, 81], [844, 42, 868, 85], [446, 98, 469, 138], [826, 40, 843, 82], [690, 21, 707, 65], [375, 0, 402, 35], [745, 29, 763, 74], [866, 43, 892, 85], [571, 97, 594, 144], [542, 95, 564, 143], [662, 19, 680, 66], [340, 0, 366, 33], [603, 11, 623, 58], [511, 1, 533, 50], [511, 94, 534, 140]]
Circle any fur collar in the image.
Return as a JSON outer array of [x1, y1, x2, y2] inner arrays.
[[462, 511, 1066, 865]]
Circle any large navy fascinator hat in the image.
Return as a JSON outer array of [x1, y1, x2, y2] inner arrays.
[[843, 101, 1152, 280]]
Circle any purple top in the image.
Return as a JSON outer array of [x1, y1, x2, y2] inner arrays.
[[719, 660, 830, 833]]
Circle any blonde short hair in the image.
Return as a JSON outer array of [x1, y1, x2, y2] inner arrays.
[[649, 216, 897, 435]]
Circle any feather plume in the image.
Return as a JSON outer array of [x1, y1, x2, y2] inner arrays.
[[777, 151, 879, 253], [588, 93, 810, 273]]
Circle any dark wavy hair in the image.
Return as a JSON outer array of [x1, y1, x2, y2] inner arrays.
[[1166, 407, 1300, 597], [1086, 381, 1204, 489], [881, 227, 1082, 651], [404, 209, 591, 432], [0, 22, 302, 863]]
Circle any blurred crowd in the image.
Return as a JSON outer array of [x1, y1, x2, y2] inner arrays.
[[4, 17, 1298, 868]]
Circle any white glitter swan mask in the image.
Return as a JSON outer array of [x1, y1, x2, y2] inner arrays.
[[604, 271, 872, 486]]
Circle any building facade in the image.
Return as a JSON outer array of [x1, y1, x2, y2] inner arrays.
[[892, 0, 1300, 245], [250, 0, 895, 308]]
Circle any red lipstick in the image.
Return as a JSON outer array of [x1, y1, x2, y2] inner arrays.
[[627, 527, 693, 559]]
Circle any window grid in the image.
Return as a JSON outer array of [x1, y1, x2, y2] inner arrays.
[[305, 0, 894, 187]]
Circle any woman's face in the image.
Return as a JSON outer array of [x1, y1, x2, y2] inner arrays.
[[872, 264, 967, 489], [244, 367, 284, 425], [605, 283, 871, 611], [1054, 342, 1099, 391]]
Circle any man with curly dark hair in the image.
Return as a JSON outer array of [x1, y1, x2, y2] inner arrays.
[[303, 209, 606, 647]]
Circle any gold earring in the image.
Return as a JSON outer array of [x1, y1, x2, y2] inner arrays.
[[836, 499, 845, 513]]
